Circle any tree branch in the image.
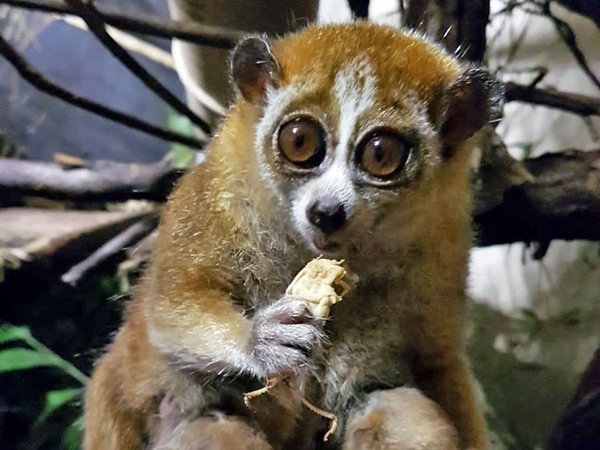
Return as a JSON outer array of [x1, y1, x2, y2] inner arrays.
[[475, 149, 600, 246], [0, 35, 206, 149], [0, 158, 181, 202], [539, 1, 600, 91], [64, 0, 210, 135], [348, 0, 370, 18], [496, 1, 600, 92], [504, 82, 600, 116], [402, 0, 489, 62], [0, 0, 244, 48], [61, 214, 158, 286], [553, 0, 600, 28]]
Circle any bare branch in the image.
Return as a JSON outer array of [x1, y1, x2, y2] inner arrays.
[[402, 0, 489, 62], [553, 0, 600, 29], [0, 0, 244, 48], [0, 158, 181, 201], [539, 1, 600, 91], [64, 0, 210, 135], [0, 35, 206, 149], [61, 214, 158, 286], [475, 149, 600, 246], [504, 82, 600, 116], [403, 0, 429, 30], [348, 0, 370, 18], [61, 15, 175, 69], [0, 208, 153, 275]]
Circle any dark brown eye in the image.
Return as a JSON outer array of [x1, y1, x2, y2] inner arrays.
[[358, 133, 409, 178], [277, 118, 326, 168]]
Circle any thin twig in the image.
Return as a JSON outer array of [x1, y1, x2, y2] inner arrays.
[[61, 16, 226, 117], [0, 35, 205, 148], [61, 15, 175, 69], [539, 1, 600, 91], [0, 0, 244, 48], [64, 0, 210, 135], [504, 82, 600, 116], [61, 214, 158, 286]]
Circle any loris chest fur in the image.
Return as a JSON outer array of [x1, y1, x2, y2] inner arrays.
[[84, 22, 502, 450]]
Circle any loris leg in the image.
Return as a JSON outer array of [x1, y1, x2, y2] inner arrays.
[[148, 394, 274, 450], [410, 353, 489, 450], [84, 354, 146, 450], [343, 388, 459, 450]]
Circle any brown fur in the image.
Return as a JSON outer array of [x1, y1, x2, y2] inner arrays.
[[84, 23, 495, 450], [344, 388, 460, 450]]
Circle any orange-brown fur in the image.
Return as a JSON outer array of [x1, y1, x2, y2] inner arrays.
[[84, 23, 494, 450]]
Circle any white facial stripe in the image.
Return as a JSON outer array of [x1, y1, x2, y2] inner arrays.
[[255, 74, 321, 148], [313, 164, 355, 209], [297, 164, 355, 214], [254, 82, 297, 154], [334, 57, 377, 158], [291, 163, 356, 247]]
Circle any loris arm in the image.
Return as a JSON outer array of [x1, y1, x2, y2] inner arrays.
[[401, 297, 490, 450], [146, 288, 324, 378]]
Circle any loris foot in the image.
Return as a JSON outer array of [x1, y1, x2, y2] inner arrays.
[[343, 388, 459, 450], [149, 394, 273, 450]]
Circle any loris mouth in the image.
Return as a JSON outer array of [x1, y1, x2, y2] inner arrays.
[[312, 233, 341, 254]]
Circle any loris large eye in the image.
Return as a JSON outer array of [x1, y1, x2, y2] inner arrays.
[[357, 132, 410, 179], [277, 118, 326, 169]]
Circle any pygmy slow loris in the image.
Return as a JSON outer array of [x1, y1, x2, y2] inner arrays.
[[84, 22, 503, 450]]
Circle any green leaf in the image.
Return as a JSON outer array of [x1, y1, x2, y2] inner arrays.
[[0, 348, 57, 372], [168, 143, 195, 169], [520, 308, 539, 321], [35, 388, 82, 426], [62, 416, 83, 450], [166, 111, 195, 169], [166, 112, 193, 135], [0, 325, 31, 344]]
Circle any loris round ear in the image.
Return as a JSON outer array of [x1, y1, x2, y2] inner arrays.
[[438, 67, 504, 156], [231, 36, 280, 104]]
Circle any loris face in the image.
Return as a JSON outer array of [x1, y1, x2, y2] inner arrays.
[[232, 24, 501, 257], [254, 55, 441, 256]]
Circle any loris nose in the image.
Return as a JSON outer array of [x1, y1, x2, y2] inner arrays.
[[307, 200, 347, 234]]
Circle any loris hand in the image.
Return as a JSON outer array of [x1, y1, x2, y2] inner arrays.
[[250, 296, 325, 376]]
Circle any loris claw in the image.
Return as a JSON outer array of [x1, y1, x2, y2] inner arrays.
[[249, 295, 325, 376]]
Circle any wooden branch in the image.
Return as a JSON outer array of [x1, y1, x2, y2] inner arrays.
[[455, 0, 489, 62], [504, 82, 600, 116], [542, 2, 600, 91], [61, 16, 175, 69], [0, 158, 181, 201], [474, 149, 600, 246], [0, 0, 244, 48], [0, 208, 152, 275], [64, 0, 211, 135], [554, 0, 600, 28], [0, 35, 206, 149], [348, 0, 370, 18], [402, 0, 489, 62], [61, 214, 158, 286], [403, 0, 429, 30]]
